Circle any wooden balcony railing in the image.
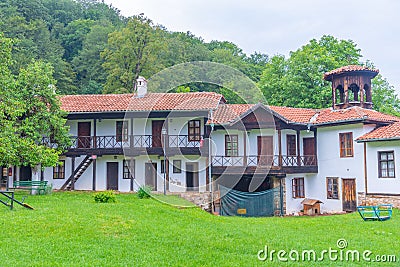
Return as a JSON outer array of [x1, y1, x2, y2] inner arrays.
[[212, 155, 317, 167], [168, 135, 202, 148], [43, 135, 204, 150]]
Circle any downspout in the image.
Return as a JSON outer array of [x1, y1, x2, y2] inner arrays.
[[209, 109, 214, 213], [363, 142, 368, 205]]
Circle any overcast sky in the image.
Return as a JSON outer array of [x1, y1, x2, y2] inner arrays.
[[104, 0, 400, 93]]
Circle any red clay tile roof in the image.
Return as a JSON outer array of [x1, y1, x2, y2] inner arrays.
[[210, 104, 255, 124], [210, 104, 316, 125], [357, 122, 400, 142], [269, 106, 317, 124], [60, 92, 224, 113], [312, 106, 400, 125], [324, 65, 379, 81], [60, 92, 400, 128]]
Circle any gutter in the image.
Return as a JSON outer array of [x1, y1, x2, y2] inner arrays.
[[356, 137, 400, 143]]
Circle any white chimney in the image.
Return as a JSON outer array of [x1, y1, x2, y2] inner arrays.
[[135, 76, 148, 98]]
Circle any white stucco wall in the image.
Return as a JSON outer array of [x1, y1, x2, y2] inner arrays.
[[365, 140, 400, 194], [43, 154, 208, 193]]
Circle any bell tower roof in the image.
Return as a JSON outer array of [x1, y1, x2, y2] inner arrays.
[[324, 65, 379, 81], [324, 65, 379, 110]]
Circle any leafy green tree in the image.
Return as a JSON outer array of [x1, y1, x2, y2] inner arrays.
[[72, 21, 115, 94], [60, 19, 95, 61], [0, 34, 70, 168], [372, 75, 400, 116], [259, 35, 361, 108], [102, 15, 166, 93]]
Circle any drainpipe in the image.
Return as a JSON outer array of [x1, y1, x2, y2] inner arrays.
[[209, 109, 214, 213]]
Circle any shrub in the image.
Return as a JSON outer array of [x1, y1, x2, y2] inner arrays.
[[44, 184, 53, 195], [137, 186, 152, 199], [93, 191, 116, 203]]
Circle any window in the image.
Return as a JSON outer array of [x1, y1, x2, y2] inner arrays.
[[116, 121, 129, 142], [123, 159, 134, 179], [188, 120, 201, 141], [160, 160, 165, 174], [292, 178, 305, 198], [326, 177, 339, 199], [339, 132, 353, 157], [225, 135, 238, 156], [53, 160, 65, 179], [173, 160, 181, 173], [287, 134, 297, 156], [378, 151, 395, 178]]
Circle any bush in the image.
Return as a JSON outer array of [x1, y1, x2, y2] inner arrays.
[[93, 191, 116, 203], [137, 186, 152, 199], [44, 184, 53, 195]]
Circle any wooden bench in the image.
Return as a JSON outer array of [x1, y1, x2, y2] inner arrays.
[[12, 181, 48, 195], [357, 204, 393, 221]]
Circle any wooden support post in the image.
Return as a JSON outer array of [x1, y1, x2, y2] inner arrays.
[[278, 129, 282, 167], [130, 158, 135, 192], [130, 117, 134, 148], [92, 157, 96, 191], [71, 157, 75, 190], [93, 119, 97, 148], [243, 131, 247, 167], [165, 158, 169, 191], [206, 157, 209, 191], [296, 129, 301, 166]]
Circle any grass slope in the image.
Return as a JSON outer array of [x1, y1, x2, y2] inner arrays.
[[0, 192, 398, 266]]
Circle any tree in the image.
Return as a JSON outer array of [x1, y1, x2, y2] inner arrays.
[[0, 33, 70, 168], [259, 35, 361, 108], [372, 75, 400, 116], [72, 21, 115, 94], [102, 15, 166, 93], [258, 35, 400, 115]]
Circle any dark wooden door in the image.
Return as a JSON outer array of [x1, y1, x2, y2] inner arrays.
[[303, 137, 316, 165], [152, 121, 164, 148], [342, 179, 357, 211], [186, 163, 199, 191], [78, 122, 91, 148], [257, 136, 273, 166], [106, 162, 119, 190], [145, 163, 157, 190], [19, 166, 32, 181]]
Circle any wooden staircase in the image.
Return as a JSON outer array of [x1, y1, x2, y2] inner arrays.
[[60, 156, 93, 190]]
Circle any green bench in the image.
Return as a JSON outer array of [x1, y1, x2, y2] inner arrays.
[[12, 180, 48, 195]]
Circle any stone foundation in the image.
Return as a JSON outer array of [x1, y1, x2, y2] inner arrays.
[[272, 177, 286, 216], [358, 193, 400, 208], [175, 192, 214, 212]]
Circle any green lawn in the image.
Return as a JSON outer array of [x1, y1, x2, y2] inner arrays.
[[0, 192, 399, 266]]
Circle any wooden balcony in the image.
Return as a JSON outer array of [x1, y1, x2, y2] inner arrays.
[[44, 135, 205, 156], [211, 155, 318, 175]]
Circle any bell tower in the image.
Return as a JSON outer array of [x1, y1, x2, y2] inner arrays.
[[324, 65, 379, 110]]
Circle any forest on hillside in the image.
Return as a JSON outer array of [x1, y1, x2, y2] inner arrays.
[[1, 0, 400, 115]]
